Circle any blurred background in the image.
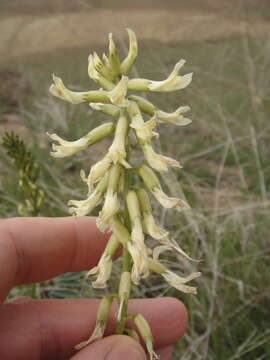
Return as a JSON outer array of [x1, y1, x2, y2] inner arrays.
[[0, 0, 270, 359]]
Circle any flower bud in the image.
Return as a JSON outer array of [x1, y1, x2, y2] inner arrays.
[[134, 314, 158, 360], [108, 33, 121, 77], [88, 54, 114, 90], [120, 28, 138, 75], [75, 295, 113, 350], [93, 51, 114, 82], [47, 122, 115, 158]]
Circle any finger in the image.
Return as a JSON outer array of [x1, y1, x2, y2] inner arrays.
[[0, 297, 187, 360], [156, 346, 172, 360], [0, 217, 110, 300], [70, 335, 146, 360]]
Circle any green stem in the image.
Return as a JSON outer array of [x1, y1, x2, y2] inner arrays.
[[116, 108, 133, 335], [115, 247, 132, 334]]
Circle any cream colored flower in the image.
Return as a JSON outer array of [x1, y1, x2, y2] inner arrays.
[[153, 187, 190, 211], [47, 123, 114, 158], [152, 239, 197, 262], [120, 28, 138, 75], [87, 253, 112, 288], [127, 241, 149, 284], [83, 154, 112, 193], [97, 190, 119, 231], [154, 105, 192, 126], [49, 74, 107, 104], [138, 165, 190, 211], [148, 60, 193, 92], [142, 143, 181, 172], [108, 76, 129, 106], [127, 60, 192, 92], [108, 115, 131, 168], [47, 133, 89, 158], [143, 213, 168, 240], [68, 192, 101, 216], [68, 173, 108, 216], [131, 217, 144, 245], [127, 101, 158, 141], [136, 188, 168, 240], [162, 270, 201, 294], [97, 164, 121, 231]]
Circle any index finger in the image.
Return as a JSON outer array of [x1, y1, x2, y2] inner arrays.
[[0, 217, 110, 301]]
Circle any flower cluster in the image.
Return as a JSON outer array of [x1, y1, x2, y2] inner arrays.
[[48, 29, 200, 359]]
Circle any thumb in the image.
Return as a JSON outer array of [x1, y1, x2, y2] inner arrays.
[[71, 335, 147, 360]]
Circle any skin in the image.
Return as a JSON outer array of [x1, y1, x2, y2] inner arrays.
[[0, 217, 188, 360]]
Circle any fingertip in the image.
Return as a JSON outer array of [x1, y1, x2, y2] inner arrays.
[[165, 297, 188, 341], [128, 297, 188, 347], [162, 297, 188, 340], [71, 335, 146, 360]]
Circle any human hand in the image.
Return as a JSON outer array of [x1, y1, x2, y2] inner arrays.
[[0, 217, 187, 359]]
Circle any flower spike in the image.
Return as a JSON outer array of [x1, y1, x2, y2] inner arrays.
[[47, 30, 199, 352]]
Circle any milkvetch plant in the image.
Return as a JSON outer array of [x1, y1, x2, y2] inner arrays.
[[48, 29, 200, 359]]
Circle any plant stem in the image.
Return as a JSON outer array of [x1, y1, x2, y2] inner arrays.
[[116, 108, 133, 335], [115, 247, 132, 334]]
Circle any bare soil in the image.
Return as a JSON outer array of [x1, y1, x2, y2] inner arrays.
[[0, 6, 269, 62]]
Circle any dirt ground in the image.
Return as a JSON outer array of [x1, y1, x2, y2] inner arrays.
[[0, 1, 269, 62]]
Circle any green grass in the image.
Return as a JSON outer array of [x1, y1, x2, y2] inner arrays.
[[1, 33, 270, 360]]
